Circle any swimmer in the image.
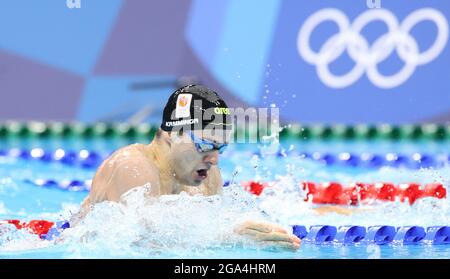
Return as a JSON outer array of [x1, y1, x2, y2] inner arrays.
[[74, 85, 301, 251]]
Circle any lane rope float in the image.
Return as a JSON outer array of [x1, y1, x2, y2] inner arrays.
[[240, 181, 446, 205], [1, 122, 449, 141], [291, 225, 450, 245], [0, 148, 108, 169], [252, 150, 450, 169], [23, 178, 447, 207], [280, 124, 450, 140], [2, 147, 450, 170], [24, 178, 91, 192], [0, 219, 69, 240]]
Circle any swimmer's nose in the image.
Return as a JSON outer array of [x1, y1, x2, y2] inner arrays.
[[203, 151, 219, 165]]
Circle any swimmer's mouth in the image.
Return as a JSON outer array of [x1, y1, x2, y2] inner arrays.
[[196, 168, 208, 179]]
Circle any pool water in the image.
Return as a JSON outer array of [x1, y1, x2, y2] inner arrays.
[[0, 136, 449, 259]]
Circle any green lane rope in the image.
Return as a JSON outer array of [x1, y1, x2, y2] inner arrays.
[[0, 122, 448, 141]]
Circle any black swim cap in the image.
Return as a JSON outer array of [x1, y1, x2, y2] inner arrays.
[[160, 85, 232, 132]]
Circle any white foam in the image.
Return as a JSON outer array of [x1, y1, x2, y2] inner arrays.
[[60, 184, 275, 258]]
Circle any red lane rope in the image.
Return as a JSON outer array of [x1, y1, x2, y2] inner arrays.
[[0, 219, 54, 237], [242, 181, 446, 205]]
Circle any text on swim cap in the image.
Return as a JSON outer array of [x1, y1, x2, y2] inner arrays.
[[165, 118, 199, 127], [214, 107, 230, 115]]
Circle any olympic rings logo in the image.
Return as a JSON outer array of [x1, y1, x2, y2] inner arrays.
[[297, 8, 449, 89]]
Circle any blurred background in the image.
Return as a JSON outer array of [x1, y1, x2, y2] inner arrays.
[[0, 0, 449, 125]]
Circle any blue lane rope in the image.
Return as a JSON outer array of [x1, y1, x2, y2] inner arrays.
[[24, 178, 91, 192], [26, 178, 236, 192], [0, 148, 108, 169], [14, 221, 450, 245], [1, 147, 449, 170], [25, 178, 229, 192], [292, 225, 450, 245], [252, 150, 450, 169], [42, 221, 71, 240]]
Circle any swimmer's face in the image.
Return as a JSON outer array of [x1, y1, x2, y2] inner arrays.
[[168, 130, 230, 186]]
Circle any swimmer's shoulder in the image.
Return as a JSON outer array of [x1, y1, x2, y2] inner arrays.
[[92, 144, 160, 195], [103, 143, 154, 168], [109, 144, 159, 176]]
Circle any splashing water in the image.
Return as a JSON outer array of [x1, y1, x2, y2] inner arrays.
[[257, 174, 450, 228], [58, 184, 283, 258], [0, 223, 49, 253]]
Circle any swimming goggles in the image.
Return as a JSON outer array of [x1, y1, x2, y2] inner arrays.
[[189, 131, 228, 154]]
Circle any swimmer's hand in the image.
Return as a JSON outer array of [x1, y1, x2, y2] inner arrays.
[[234, 220, 300, 251]]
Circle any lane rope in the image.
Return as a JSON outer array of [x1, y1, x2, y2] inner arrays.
[[23, 178, 447, 206], [1, 219, 448, 245], [1, 122, 449, 141], [2, 147, 449, 170], [240, 181, 446, 205], [292, 225, 450, 245]]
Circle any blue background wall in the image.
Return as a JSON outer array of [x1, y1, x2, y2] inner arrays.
[[0, 0, 448, 124]]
